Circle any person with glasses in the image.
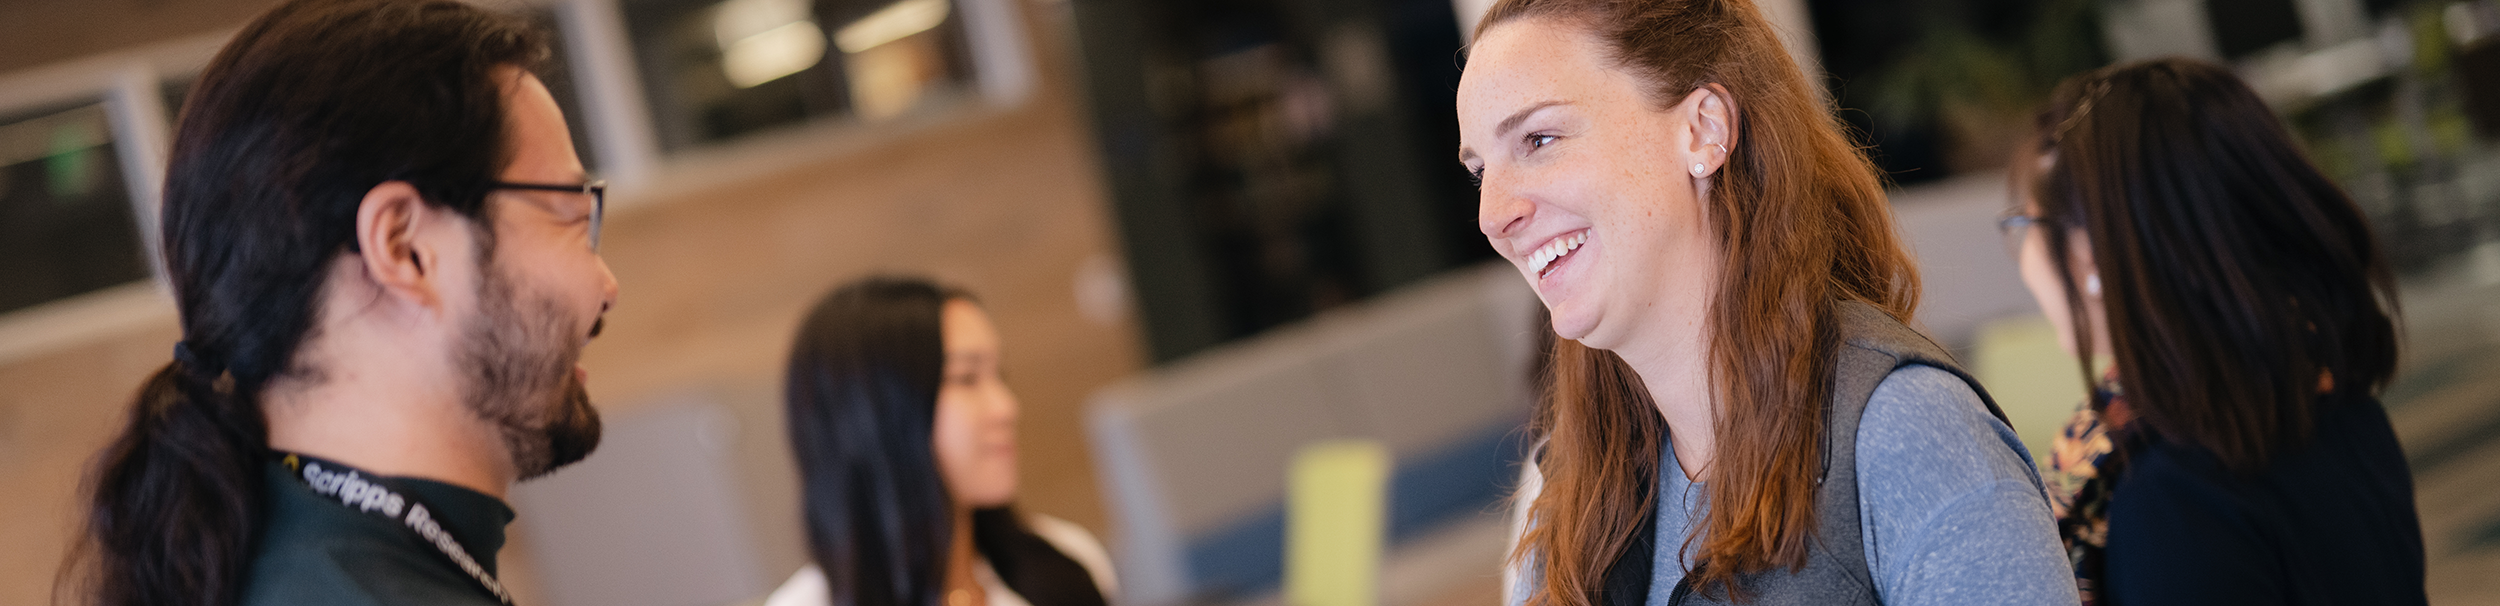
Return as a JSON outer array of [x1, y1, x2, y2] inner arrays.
[[2009, 58, 2425, 605], [64, 1, 618, 605]]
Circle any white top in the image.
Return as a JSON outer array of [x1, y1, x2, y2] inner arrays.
[[763, 512, 1120, 606]]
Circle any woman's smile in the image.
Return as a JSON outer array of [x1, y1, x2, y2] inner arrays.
[[1528, 229, 1589, 278]]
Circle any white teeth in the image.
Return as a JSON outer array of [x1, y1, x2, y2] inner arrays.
[[1527, 231, 1587, 276]]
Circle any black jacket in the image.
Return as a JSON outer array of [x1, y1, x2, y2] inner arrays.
[[2102, 394, 2427, 605], [239, 461, 513, 606]]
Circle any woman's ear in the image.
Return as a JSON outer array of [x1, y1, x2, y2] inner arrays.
[[1684, 83, 1737, 176]]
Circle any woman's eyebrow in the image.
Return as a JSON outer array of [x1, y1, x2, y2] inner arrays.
[[1495, 100, 1570, 138], [1462, 100, 1571, 163]]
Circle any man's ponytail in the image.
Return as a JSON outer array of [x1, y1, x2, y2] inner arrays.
[[73, 354, 268, 606]]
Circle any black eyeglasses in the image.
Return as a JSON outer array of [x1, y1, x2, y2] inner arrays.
[[1996, 211, 2050, 258], [489, 180, 605, 251]]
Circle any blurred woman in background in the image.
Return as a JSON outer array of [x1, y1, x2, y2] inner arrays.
[[768, 277, 1116, 606], [2013, 58, 2426, 605], [1460, 0, 2074, 604]]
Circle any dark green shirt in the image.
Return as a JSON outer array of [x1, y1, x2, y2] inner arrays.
[[239, 461, 514, 606]]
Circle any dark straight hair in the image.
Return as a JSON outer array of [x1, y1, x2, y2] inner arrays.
[[2022, 57, 2400, 472], [784, 277, 1107, 606], [64, 1, 548, 605]]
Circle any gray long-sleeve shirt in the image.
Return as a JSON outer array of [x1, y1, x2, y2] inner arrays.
[[1507, 365, 2081, 605]]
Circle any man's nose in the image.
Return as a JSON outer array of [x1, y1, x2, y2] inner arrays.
[[596, 257, 620, 308]]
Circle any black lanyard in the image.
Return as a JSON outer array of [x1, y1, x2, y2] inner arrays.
[[277, 452, 516, 605]]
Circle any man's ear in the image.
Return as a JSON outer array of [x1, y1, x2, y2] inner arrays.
[[354, 181, 443, 308]]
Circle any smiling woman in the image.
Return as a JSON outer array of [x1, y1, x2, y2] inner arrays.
[[1457, 0, 2076, 605], [772, 277, 1116, 606]]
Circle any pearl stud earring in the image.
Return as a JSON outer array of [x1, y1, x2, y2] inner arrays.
[[1691, 163, 1706, 176]]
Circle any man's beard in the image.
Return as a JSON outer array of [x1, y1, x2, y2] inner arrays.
[[459, 258, 603, 481]]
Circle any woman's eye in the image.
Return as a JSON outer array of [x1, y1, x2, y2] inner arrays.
[[1527, 134, 1558, 149], [1467, 166, 1485, 187]]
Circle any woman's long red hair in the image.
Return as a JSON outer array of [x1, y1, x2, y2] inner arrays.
[[1476, 0, 1918, 602]]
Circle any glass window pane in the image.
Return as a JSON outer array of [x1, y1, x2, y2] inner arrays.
[[162, 78, 193, 125], [0, 100, 150, 315], [621, 0, 980, 152]]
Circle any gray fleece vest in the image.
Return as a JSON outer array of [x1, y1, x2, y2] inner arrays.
[[1597, 300, 2009, 606]]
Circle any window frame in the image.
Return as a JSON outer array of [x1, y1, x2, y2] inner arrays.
[[0, 0, 1038, 365], [547, 0, 1038, 209], [0, 34, 216, 366]]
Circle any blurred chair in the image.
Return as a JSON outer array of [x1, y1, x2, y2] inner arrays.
[[510, 400, 771, 606], [1088, 263, 1541, 606]]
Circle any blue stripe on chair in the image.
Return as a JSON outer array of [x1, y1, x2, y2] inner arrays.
[[1181, 419, 1533, 601], [1184, 504, 1287, 601], [1391, 421, 1534, 541]]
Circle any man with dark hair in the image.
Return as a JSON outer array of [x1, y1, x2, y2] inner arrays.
[[70, 1, 616, 605]]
